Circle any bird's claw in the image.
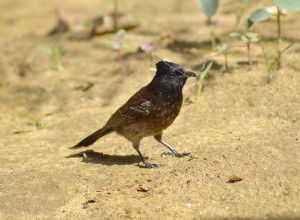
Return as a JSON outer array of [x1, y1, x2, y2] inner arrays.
[[144, 162, 160, 168], [161, 152, 190, 158], [178, 152, 191, 157]]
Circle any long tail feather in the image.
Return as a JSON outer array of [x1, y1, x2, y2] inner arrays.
[[70, 128, 113, 149]]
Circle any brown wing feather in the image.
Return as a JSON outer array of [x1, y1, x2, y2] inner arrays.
[[101, 87, 152, 131], [101, 82, 183, 136]]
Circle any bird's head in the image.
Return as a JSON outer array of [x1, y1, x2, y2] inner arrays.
[[154, 61, 197, 88]]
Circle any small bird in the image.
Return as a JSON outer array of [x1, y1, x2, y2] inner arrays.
[[71, 61, 197, 168]]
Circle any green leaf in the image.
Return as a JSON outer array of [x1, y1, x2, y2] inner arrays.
[[245, 32, 258, 38], [197, 61, 213, 95], [53, 46, 63, 71], [36, 45, 53, 56], [272, 0, 300, 11], [217, 43, 229, 52], [268, 68, 277, 81], [249, 9, 270, 22], [112, 41, 121, 50], [241, 35, 249, 42], [19, 113, 37, 123], [201, 62, 213, 81], [116, 29, 126, 39], [41, 112, 53, 119], [242, 32, 259, 42], [229, 32, 241, 38], [82, 183, 93, 197], [244, 17, 253, 29], [249, 36, 259, 42], [199, 0, 219, 17], [19, 113, 41, 128], [242, 0, 249, 5]]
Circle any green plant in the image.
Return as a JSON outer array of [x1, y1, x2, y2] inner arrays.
[[246, 1, 300, 69], [272, 0, 300, 69], [36, 44, 64, 71], [105, 29, 127, 76], [216, 43, 229, 72], [197, 61, 213, 95], [241, 5, 296, 81], [260, 41, 295, 83], [245, 9, 271, 67], [234, 0, 249, 30], [230, 31, 259, 67], [241, 32, 259, 66], [82, 183, 93, 198], [230, 8, 271, 67], [199, 0, 219, 50], [259, 40, 276, 82], [19, 113, 53, 129], [246, 8, 271, 28]]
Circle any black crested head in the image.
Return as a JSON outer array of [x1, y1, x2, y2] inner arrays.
[[156, 61, 183, 76], [155, 61, 197, 78], [153, 61, 197, 89]]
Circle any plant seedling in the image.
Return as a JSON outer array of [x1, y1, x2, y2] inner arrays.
[[231, 8, 270, 66], [271, 0, 300, 69], [260, 40, 295, 83], [234, 0, 249, 30], [197, 61, 213, 96], [241, 32, 259, 66], [216, 43, 229, 72], [244, 9, 271, 66], [105, 29, 127, 76], [36, 44, 64, 71], [244, 6, 296, 82], [247, 1, 300, 69], [259, 40, 275, 82], [82, 183, 93, 198], [199, 0, 219, 50], [19, 113, 53, 129], [246, 8, 271, 28], [230, 8, 270, 67], [230, 31, 259, 67]]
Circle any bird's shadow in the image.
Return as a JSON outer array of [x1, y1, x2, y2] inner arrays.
[[66, 150, 141, 166]]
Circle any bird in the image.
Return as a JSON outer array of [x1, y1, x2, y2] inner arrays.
[[71, 61, 197, 168]]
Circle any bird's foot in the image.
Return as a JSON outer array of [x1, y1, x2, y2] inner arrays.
[[142, 161, 160, 169], [161, 151, 190, 158]]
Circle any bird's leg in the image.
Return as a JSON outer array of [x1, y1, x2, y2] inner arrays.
[[132, 141, 160, 168], [154, 133, 190, 157]]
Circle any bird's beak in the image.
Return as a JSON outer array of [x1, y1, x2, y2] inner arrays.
[[183, 71, 198, 77]]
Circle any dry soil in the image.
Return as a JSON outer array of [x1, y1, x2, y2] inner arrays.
[[0, 0, 299, 219]]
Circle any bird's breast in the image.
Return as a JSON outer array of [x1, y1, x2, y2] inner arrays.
[[148, 92, 183, 131]]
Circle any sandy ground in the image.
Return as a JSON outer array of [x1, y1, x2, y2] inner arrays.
[[0, 0, 299, 219]]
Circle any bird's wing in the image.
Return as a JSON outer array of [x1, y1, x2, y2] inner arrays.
[[101, 87, 152, 130]]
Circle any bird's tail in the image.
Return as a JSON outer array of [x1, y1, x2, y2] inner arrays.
[[70, 128, 113, 149]]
